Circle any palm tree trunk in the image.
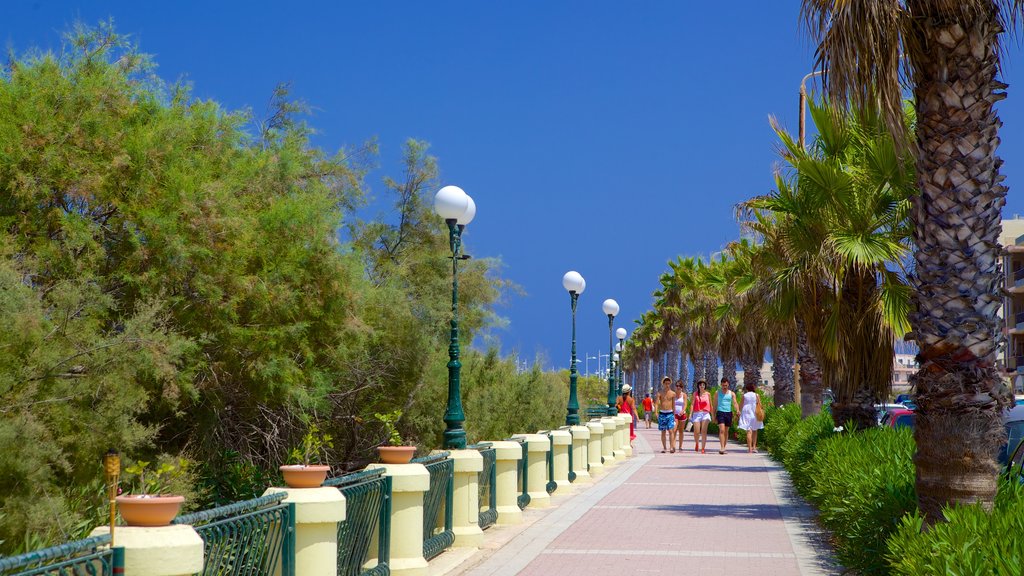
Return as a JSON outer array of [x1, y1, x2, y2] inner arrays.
[[679, 349, 689, 392], [721, 354, 737, 389], [692, 350, 705, 386], [705, 352, 718, 384], [908, 8, 1013, 518], [741, 351, 762, 391], [796, 318, 823, 418], [667, 345, 680, 384], [772, 335, 796, 407]]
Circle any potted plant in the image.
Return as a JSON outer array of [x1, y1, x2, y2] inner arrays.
[[116, 458, 187, 527], [375, 410, 416, 464], [280, 424, 333, 488]]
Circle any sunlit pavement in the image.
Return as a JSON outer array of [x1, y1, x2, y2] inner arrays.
[[454, 425, 840, 576]]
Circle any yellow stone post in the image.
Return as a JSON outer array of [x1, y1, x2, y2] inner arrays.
[[365, 463, 430, 576], [599, 416, 619, 465], [447, 449, 484, 548], [585, 420, 605, 477], [511, 433, 551, 508], [491, 440, 524, 525], [615, 414, 633, 457], [263, 486, 346, 576], [548, 429, 572, 491], [90, 525, 203, 576], [568, 425, 592, 483]]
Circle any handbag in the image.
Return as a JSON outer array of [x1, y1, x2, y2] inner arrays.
[[685, 420, 694, 432], [755, 398, 765, 422]]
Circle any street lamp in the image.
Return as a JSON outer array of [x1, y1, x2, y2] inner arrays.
[[563, 271, 586, 425], [616, 327, 627, 389], [602, 298, 620, 415], [434, 185, 476, 449]]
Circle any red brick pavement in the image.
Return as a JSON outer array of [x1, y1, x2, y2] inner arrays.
[[515, 426, 804, 576]]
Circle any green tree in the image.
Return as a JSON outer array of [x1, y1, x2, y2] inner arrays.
[[801, 0, 1022, 519]]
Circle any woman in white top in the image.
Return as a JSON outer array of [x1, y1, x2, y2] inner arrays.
[[672, 380, 688, 452], [737, 381, 764, 453]]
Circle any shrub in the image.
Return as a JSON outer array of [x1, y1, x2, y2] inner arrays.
[[777, 413, 834, 494], [887, 480, 1024, 575], [762, 403, 801, 454], [807, 427, 916, 574]]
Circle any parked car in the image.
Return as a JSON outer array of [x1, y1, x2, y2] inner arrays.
[[875, 403, 907, 425], [895, 393, 913, 405], [881, 408, 915, 429], [999, 404, 1024, 467]]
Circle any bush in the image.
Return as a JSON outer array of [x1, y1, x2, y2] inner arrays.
[[806, 427, 916, 574], [887, 480, 1024, 576], [777, 413, 834, 494], [762, 403, 801, 454]]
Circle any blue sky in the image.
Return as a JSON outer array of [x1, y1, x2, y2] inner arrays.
[[5, 1, 1024, 371]]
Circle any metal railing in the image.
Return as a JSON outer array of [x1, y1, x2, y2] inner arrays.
[[1015, 267, 1024, 282], [325, 469, 392, 576], [562, 426, 577, 482], [172, 492, 295, 576], [0, 535, 123, 576], [468, 443, 497, 530], [514, 440, 530, 510], [412, 453, 454, 561], [544, 432, 557, 494], [1016, 310, 1024, 325]]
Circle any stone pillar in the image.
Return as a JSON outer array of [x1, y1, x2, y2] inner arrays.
[[600, 417, 619, 464], [568, 425, 592, 483], [512, 433, 551, 508], [448, 449, 484, 548], [549, 429, 572, 491], [615, 414, 633, 458], [263, 486, 346, 576], [586, 420, 605, 477], [89, 525, 203, 576], [611, 415, 627, 460], [365, 464, 430, 576], [491, 440, 524, 525]]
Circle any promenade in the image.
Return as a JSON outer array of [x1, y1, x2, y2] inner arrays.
[[449, 425, 841, 576]]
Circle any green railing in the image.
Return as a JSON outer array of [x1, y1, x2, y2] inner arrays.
[[468, 443, 497, 530], [542, 432, 557, 494], [0, 535, 123, 576], [172, 492, 295, 576], [563, 426, 577, 482], [412, 453, 454, 561], [325, 468, 392, 576], [513, 439, 530, 510]]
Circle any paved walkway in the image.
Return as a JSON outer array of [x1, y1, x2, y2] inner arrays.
[[454, 425, 841, 576]]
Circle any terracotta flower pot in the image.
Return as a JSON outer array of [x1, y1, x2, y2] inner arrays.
[[116, 495, 185, 527], [279, 464, 330, 488], [377, 445, 416, 464]]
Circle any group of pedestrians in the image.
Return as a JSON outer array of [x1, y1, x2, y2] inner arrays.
[[639, 375, 763, 454]]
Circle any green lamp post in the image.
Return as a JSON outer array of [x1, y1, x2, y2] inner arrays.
[[602, 298, 620, 416], [616, 328, 627, 388], [434, 185, 477, 450], [562, 271, 586, 426]]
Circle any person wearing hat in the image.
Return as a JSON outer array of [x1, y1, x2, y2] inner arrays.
[[616, 384, 638, 442], [655, 376, 677, 453]]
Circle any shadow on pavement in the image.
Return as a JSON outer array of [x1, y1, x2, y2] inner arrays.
[[638, 503, 782, 520]]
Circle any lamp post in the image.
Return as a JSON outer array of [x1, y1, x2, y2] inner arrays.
[[563, 271, 586, 426], [434, 185, 476, 450], [616, 328, 627, 386], [602, 299, 620, 415]]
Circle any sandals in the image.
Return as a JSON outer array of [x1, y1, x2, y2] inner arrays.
[[670, 448, 675, 454]]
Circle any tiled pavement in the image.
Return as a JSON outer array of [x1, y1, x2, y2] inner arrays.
[[457, 425, 840, 576]]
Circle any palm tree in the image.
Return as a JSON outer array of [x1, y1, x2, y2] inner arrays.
[[801, 0, 1021, 517], [742, 101, 915, 430]]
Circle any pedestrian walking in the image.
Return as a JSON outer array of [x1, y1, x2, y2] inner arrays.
[[655, 376, 676, 453], [617, 384, 639, 443], [711, 377, 739, 454], [673, 379, 688, 452], [689, 380, 711, 454], [642, 393, 654, 429], [737, 381, 765, 453]]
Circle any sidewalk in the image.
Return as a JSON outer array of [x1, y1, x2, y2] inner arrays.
[[452, 425, 841, 576]]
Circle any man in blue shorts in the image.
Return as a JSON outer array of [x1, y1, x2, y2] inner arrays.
[[656, 376, 677, 453]]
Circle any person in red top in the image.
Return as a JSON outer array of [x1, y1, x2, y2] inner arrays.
[[641, 394, 654, 429], [688, 380, 712, 454]]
